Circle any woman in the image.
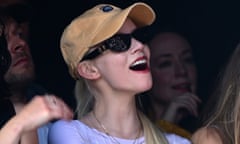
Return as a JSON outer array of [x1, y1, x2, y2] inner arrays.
[[49, 2, 190, 144], [191, 43, 240, 143], [144, 32, 201, 138]]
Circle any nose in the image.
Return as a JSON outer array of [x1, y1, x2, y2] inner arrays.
[[130, 38, 145, 54], [174, 60, 187, 77], [10, 37, 28, 54]]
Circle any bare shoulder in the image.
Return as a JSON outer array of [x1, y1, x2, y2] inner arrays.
[[191, 127, 223, 144]]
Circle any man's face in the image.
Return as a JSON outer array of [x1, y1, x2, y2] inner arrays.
[[4, 18, 35, 86]]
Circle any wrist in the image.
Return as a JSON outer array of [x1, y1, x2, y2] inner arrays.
[[9, 116, 26, 134]]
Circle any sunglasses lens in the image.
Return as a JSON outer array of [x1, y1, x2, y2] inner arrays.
[[132, 26, 151, 44], [81, 27, 150, 61], [105, 34, 131, 52]]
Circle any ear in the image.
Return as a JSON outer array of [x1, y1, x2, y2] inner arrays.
[[76, 61, 100, 80]]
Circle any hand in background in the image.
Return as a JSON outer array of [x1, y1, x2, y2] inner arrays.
[[162, 93, 201, 123]]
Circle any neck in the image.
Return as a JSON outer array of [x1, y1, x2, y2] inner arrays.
[[8, 84, 28, 104], [85, 82, 143, 138], [91, 110, 142, 139], [87, 96, 142, 139]]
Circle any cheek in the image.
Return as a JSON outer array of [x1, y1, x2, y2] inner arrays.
[[151, 71, 172, 100], [96, 54, 126, 76], [25, 46, 32, 56], [6, 39, 13, 52], [187, 66, 198, 91], [187, 66, 197, 81], [151, 67, 172, 86], [151, 69, 172, 95], [144, 47, 150, 58]]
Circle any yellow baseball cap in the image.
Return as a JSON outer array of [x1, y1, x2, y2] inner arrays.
[[60, 2, 156, 79]]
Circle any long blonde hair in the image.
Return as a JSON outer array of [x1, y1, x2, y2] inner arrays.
[[204, 43, 240, 144], [74, 79, 169, 144]]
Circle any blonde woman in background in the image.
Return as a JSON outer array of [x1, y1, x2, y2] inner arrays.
[[144, 32, 201, 139], [49, 2, 190, 144], [191, 43, 240, 144]]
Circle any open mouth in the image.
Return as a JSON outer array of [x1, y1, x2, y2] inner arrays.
[[129, 57, 148, 71]]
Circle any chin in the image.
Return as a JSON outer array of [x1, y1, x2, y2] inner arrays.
[[139, 81, 152, 92]]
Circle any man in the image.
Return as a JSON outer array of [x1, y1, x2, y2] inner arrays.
[[0, 3, 49, 144], [0, 18, 15, 129]]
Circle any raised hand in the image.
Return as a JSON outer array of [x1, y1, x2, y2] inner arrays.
[[0, 94, 73, 144], [18, 95, 73, 132], [162, 92, 201, 123]]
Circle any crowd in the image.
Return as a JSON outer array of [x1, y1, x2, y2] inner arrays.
[[0, 1, 239, 144]]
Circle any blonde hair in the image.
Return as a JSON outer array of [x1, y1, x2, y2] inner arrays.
[[204, 43, 240, 144], [74, 79, 169, 144]]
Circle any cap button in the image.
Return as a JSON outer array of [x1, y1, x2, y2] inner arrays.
[[100, 5, 114, 12]]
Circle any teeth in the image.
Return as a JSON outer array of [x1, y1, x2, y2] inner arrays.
[[131, 59, 147, 67]]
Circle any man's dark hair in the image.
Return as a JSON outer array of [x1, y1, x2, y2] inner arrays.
[[0, 3, 32, 24], [0, 20, 11, 97]]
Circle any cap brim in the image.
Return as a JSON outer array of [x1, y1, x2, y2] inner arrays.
[[91, 2, 155, 47]]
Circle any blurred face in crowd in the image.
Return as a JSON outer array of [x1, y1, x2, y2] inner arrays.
[[3, 18, 35, 86], [149, 32, 197, 104]]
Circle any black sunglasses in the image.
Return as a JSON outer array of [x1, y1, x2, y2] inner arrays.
[[80, 26, 150, 62]]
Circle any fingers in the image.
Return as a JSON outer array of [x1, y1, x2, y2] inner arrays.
[[44, 94, 74, 120], [17, 94, 73, 132], [46, 95, 57, 106], [168, 93, 201, 117], [183, 93, 201, 117]]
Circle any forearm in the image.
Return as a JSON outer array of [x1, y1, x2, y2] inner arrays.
[[0, 116, 25, 144], [20, 129, 38, 144]]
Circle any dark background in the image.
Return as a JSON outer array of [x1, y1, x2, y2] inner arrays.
[[27, 0, 240, 109]]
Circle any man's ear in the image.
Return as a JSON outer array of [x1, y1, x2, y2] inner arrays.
[[76, 61, 100, 80]]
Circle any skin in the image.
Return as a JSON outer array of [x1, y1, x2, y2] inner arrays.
[[4, 18, 34, 93], [0, 95, 73, 144], [0, 2, 73, 144], [2, 18, 36, 144], [191, 127, 223, 144], [148, 32, 201, 123], [93, 19, 152, 95], [0, 1, 41, 144], [78, 18, 151, 139]]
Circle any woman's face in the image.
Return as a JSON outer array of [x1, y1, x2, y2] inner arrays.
[[149, 33, 197, 103], [93, 18, 152, 94]]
